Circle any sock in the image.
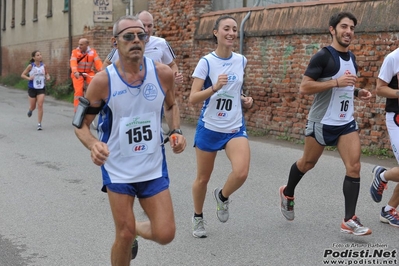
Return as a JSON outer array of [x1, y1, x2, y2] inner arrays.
[[194, 213, 203, 218], [384, 205, 394, 212], [219, 190, 228, 202], [284, 162, 305, 197], [343, 175, 360, 221], [380, 171, 387, 183]]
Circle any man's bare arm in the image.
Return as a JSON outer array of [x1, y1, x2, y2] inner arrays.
[[74, 71, 110, 165]]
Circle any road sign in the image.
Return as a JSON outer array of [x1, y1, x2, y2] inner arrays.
[[93, 0, 113, 22]]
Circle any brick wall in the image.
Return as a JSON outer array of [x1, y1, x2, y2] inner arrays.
[[150, 0, 399, 151], [149, 0, 213, 122]]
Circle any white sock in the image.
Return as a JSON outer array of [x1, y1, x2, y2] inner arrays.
[[380, 171, 387, 182], [384, 205, 394, 212]]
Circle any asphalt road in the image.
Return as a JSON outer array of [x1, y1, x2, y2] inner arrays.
[[0, 85, 398, 266]]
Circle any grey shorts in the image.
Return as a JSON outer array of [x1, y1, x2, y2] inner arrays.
[[305, 120, 358, 146]]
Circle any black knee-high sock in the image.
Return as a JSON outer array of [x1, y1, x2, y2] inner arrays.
[[343, 175, 360, 221], [284, 162, 305, 197]]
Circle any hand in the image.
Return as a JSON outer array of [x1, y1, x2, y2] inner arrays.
[[46, 75, 50, 81], [242, 95, 254, 109], [169, 134, 186, 154], [174, 72, 183, 84], [74, 72, 80, 79], [215, 74, 228, 91], [90, 141, 110, 166], [358, 89, 372, 102], [337, 72, 357, 87]]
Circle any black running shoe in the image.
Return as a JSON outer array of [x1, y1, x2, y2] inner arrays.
[[131, 237, 138, 260]]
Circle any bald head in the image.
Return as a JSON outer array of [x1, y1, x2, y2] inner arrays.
[[79, 38, 89, 45], [113, 15, 144, 36], [78, 38, 89, 52], [138, 11, 153, 21], [138, 10, 154, 38]]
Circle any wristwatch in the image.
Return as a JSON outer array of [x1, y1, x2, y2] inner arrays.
[[169, 129, 183, 136], [354, 88, 360, 97]]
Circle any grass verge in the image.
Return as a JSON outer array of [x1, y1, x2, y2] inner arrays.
[[0, 74, 73, 102]]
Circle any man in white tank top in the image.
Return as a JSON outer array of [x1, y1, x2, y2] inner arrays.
[[370, 47, 399, 227], [102, 11, 183, 134], [74, 15, 186, 264]]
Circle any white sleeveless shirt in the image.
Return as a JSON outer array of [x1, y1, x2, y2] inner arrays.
[[192, 52, 247, 133], [100, 57, 167, 183], [320, 57, 356, 125], [29, 62, 45, 89]]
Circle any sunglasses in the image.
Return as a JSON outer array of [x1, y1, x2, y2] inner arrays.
[[116, 32, 148, 41]]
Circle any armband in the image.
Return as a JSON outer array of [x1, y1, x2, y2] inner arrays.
[[354, 88, 360, 97], [86, 101, 105, 115], [72, 97, 90, 128]]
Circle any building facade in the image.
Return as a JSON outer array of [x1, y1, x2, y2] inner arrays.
[[0, 0, 147, 82]]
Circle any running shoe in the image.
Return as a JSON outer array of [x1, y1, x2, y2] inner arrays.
[[370, 165, 387, 202], [340, 216, 372, 236], [131, 237, 138, 260], [279, 185, 295, 221], [37, 123, 42, 131], [27, 110, 32, 117], [192, 216, 207, 238], [213, 188, 229, 223], [380, 207, 399, 227]]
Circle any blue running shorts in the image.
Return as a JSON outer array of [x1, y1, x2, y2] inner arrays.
[[194, 123, 248, 152], [102, 176, 169, 198]]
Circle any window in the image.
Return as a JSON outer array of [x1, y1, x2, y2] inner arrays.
[[33, 0, 38, 22], [11, 0, 15, 28], [46, 0, 52, 18], [63, 0, 69, 12], [21, 0, 26, 26], [2, 0, 6, 31]]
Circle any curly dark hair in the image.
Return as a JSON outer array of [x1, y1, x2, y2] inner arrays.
[[328, 12, 357, 37]]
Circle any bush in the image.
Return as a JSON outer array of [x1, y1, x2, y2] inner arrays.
[[49, 79, 74, 102], [0, 73, 24, 88], [44, 77, 73, 101], [14, 79, 28, 90]]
